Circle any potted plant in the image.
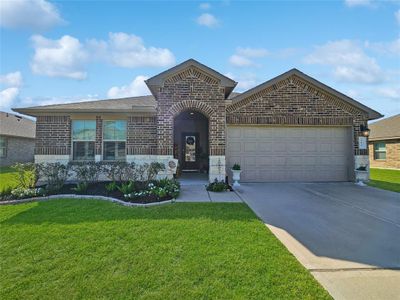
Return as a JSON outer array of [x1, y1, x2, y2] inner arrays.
[[231, 163, 242, 187], [355, 164, 369, 185]]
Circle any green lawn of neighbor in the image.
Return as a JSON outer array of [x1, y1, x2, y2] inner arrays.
[[0, 200, 331, 299], [0, 166, 18, 190], [368, 168, 400, 193]]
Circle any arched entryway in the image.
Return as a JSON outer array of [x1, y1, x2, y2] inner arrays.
[[173, 110, 209, 175]]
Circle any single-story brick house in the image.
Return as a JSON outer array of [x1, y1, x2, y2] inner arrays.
[[368, 114, 400, 169], [0, 111, 36, 167], [13, 59, 382, 182]]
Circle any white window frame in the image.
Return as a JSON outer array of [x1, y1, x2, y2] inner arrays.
[[374, 142, 386, 161], [102, 120, 127, 161], [71, 120, 96, 161]]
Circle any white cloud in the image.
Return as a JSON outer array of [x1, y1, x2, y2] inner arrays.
[[0, 87, 19, 110], [107, 75, 150, 98], [395, 9, 400, 25], [31, 35, 88, 80], [0, 0, 64, 30], [229, 47, 268, 67], [304, 40, 384, 84], [196, 13, 219, 28], [88, 32, 175, 68], [375, 87, 400, 99], [0, 71, 22, 87], [225, 72, 258, 91], [229, 55, 254, 67], [199, 3, 211, 10], [236, 47, 269, 58], [344, 0, 372, 7], [365, 37, 400, 56]]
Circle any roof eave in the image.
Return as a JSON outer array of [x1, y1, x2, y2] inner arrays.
[[12, 107, 157, 117]]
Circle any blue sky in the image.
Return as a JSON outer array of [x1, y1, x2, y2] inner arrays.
[[1, 0, 399, 118]]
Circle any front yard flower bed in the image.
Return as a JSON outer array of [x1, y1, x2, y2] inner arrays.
[[0, 162, 180, 204]]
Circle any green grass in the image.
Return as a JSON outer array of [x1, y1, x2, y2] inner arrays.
[[368, 168, 400, 193], [0, 166, 18, 190], [0, 200, 330, 299]]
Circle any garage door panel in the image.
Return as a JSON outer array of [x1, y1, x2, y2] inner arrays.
[[227, 126, 352, 182]]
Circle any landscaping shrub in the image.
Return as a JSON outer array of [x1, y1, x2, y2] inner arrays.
[[70, 161, 102, 184], [105, 181, 118, 194], [232, 163, 241, 170], [102, 161, 136, 182], [10, 187, 45, 199], [0, 186, 13, 201], [206, 179, 229, 192], [147, 162, 165, 182], [12, 162, 38, 189], [72, 182, 89, 194], [37, 163, 70, 193], [117, 181, 136, 195]]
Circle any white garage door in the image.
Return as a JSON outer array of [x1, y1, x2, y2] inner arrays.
[[226, 126, 353, 182]]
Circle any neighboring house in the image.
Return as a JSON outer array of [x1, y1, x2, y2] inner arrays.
[[0, 111, 36, 167], [13, 59, 382, 182], [368, 114, 400, 169]]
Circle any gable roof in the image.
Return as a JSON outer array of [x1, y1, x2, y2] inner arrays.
[[368, 114, 400, 141], [13, 95, 157, 117], [0, 111, 35, 139], [227, 68, 382, 120], [145, 59, 237, 98]]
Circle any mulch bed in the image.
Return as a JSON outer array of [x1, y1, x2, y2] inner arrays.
[[44, 182, 173, 204]]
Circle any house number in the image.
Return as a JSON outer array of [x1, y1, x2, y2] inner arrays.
[[358, 137, 367, 150]]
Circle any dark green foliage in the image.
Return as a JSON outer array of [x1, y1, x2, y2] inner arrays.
[[232, 163, 241, 170], [206, 179, 229, 192]]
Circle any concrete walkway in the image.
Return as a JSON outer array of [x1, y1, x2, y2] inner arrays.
[[237, 183, 400, 300], [177, 184, 242, 202]]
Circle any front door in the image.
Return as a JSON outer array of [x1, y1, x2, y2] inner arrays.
[[181, 133, 199, 170]]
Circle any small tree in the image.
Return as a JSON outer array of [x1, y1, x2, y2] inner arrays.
[[12, 162, 38, 189]]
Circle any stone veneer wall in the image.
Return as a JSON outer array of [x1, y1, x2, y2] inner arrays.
[[369, 139, 400, 169]]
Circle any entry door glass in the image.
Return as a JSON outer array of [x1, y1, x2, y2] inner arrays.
[[185, 135, 196, 162]]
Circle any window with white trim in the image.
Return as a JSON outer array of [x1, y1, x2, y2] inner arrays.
[[0, 136, 7, 158], [374, 142, 386, 160], [103, 120, 126, 161], [72, 120, 96, 161]]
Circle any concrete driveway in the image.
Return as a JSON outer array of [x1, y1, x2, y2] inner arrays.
[[236, 183, 400, 300]]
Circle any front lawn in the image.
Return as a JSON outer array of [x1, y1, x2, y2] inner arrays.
[[368, 168, 400, 193], [0, 166, 18, 190], [0, 200, 330, 299]]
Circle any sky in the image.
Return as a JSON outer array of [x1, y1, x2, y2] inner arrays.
[[0, 0, 399, 119]]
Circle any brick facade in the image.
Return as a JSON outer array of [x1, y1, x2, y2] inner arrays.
[[227, 75, 369, 155], [369, 140, 400, 169], [35, 116, 71, 155], [154, 66, 226, 156], [127, 116, 157, 155]]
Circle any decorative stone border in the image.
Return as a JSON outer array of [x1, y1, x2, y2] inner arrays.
[[0, 194, 175, 207]]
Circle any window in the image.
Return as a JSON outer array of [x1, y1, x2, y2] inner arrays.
[[374, 142, 386, 160], [72, 120, 96, 160], [103, 120, 126, 160], [0, 136, 7, 158]]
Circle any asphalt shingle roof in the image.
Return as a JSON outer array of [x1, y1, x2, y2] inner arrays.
[[369, 114, 400, 141], [0, 111, 36, 138]]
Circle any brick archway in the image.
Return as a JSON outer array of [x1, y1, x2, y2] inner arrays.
[[168, 100, 215, 118]]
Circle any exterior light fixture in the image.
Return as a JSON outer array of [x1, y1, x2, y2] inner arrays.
[[360, 125, 370, 137], [190, 112, 194, 115]]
